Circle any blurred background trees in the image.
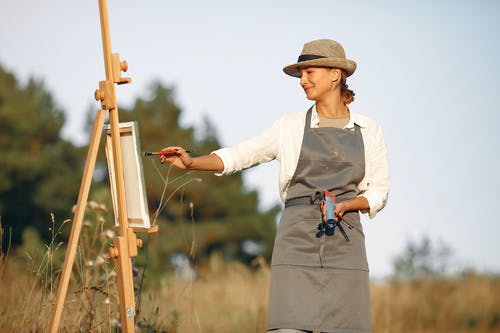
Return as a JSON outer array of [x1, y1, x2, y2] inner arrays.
[[0, 64, 479, 281], [0, 65, 83, 247], [392, 235, 454, 280], [0, 65, 279, 267], [2, 64, 499, 332]]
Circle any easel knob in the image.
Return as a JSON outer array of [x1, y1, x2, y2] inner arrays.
[[112, 53, 132, 85], [108, 246, 119, 259], [94, 80, 116, 110], [136, 238, 143, 249], [94, 89, 105, 102], [120, 60, 128, 72]]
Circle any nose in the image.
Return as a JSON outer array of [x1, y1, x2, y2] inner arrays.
[[300, 71, 307, 86]]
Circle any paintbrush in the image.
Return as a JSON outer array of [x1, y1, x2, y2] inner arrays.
[[143, 150, 192, 157]]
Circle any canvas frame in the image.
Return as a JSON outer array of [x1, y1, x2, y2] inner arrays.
[[104, 121, 151, 229]]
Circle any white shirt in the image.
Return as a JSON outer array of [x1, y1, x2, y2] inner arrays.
[[213, 105, 390, 219]]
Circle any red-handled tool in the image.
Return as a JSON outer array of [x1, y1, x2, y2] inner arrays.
[[143, 150, 191, 157]]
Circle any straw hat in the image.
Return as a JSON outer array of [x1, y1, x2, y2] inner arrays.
[[283, 39, 357, 77]]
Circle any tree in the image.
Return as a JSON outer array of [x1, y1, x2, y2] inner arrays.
[[393, 235, 453, 280], [0, 63, 279, 264], [0, 65, 82, 248], [88, 81, 280, 263]]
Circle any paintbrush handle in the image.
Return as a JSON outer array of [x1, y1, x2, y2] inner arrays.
[[143, 150, 191, 156]]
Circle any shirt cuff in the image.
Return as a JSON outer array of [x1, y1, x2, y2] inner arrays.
[[358, 191, 387, 219], [211, 149, 231, 176]]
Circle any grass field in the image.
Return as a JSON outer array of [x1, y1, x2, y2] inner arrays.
[[1, 210, 499, 333], [2, 253, 499, 332]]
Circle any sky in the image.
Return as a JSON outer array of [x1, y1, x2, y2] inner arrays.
[[1, 0, 499, 278]]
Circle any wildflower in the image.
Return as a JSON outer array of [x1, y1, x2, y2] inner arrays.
[[88, 200, 107, 212], [100, 229, 115, 241], [88, 201, 100, 211], [95, 255, 106, 266]]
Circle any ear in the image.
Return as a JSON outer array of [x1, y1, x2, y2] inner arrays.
[[330, 68, 341, 82]]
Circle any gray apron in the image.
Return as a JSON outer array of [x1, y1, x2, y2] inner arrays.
[[268, 108, 371, 333]]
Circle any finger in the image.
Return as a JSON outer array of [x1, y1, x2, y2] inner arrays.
[[162, 156, 178, 164], [173, 147, 191, 157], [160, 154, 176, 163], [161, 146, 184, 154], [160, 147, 178, 156]]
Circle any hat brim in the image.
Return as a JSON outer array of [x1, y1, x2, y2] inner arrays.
[[283, 58, 357, 78]]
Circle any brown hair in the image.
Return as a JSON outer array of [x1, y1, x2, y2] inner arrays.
[[340, 70, 355, 105]]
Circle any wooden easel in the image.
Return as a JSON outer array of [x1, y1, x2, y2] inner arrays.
[[48, 1, 158, 332]]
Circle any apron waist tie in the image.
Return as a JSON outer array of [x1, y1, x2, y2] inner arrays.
[[285, 196, 314, 208], [285, 192, 324, 208]]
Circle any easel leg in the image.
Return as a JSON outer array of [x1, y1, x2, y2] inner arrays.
[[48, 109, 106, 333], [112, 233, 138, 332], [108, 106, 138, 333]]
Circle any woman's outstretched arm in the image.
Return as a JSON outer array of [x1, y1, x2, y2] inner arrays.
[[159, 146, 224, 172]]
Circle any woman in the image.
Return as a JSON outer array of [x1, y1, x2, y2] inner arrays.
[[160, 39, 389, 333]]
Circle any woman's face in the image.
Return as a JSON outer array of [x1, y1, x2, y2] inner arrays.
[[299, 67, 340, 101]]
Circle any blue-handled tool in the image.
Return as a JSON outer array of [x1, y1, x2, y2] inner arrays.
[[316, 190, 351, 241], [324, 191, 336, 222]]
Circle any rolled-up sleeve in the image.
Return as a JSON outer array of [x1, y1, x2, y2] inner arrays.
[[358, 122, 390, 219], [212, 119, 281, 175]]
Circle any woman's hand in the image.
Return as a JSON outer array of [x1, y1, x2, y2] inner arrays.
[[158, 146, 225, 172], [334, 201, 348, 219], [159, 146, 193, 170], [334, 196, 370, 219]]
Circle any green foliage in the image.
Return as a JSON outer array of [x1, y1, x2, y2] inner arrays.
[[0, 65, 82, 247], [0, 63, 278, 270], [102, 81, 280, 265], [393, 235, 453, 280], [0, 220, 11, 279]]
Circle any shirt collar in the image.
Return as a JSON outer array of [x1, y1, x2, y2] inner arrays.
[[311, 105, 367, 129]]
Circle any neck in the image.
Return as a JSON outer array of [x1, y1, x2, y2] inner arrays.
[[315, 93, 349, 118]]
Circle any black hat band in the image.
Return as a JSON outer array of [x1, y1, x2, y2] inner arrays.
[[297, 54, 327, 62]]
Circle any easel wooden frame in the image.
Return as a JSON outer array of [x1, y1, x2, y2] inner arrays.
[[48, 1, 158, 332]]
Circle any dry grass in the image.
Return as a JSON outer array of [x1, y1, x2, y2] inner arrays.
[[1, 209, 499, 332], [0, 250, 269, 332], [371, 274, 500, 333], [136, 255, 270, 333], [2, 254, 499, 333], [0, 205, 120, 333]]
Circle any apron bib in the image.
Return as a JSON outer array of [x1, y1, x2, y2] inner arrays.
[[268, 108, 371, 333]]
